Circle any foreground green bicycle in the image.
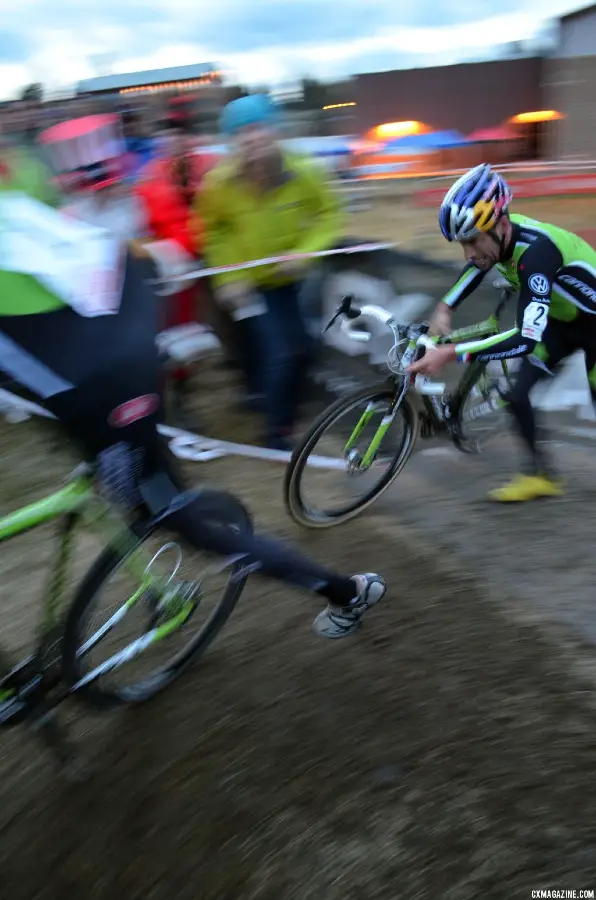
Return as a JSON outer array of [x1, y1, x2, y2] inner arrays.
[[284, 282, 517, 528], [0, 462, 252, 777]]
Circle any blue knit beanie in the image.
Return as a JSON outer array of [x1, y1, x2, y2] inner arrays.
[[220, 93, 279, 136]]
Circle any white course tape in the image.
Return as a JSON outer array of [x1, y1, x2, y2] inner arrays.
[[158, 425, 348, 470], [150, 241, 398, 286], [0, 389, 56, 421]]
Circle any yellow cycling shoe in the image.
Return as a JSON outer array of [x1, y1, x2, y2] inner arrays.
[[488, 473, 564, 503]]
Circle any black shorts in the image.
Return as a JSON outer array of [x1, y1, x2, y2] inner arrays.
[[533, 314, 596, 374]]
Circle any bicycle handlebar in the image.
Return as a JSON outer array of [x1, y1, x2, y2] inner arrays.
[[339, 303, 396, 343], [414, 334, 437, 352], [328, 281, 515, 349]]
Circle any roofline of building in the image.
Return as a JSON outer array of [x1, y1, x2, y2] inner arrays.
[[354, 55, 543, 79], [560, 2, 596, 22], [77, 62, 220, 94]]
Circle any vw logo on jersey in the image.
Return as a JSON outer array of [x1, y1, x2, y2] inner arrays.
[[528, 273, 550, 296]]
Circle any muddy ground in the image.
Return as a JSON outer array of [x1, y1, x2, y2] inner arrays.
[[1, 356, 596, 900]]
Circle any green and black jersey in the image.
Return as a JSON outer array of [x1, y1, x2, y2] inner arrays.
[[442, 213, 596, 363]]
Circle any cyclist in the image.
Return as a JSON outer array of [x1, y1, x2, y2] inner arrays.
[[0, 141, 385, 639], [407, 162, 596, 502]]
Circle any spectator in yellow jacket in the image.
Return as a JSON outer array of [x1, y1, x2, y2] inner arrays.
[[196, 93, 342, 451]]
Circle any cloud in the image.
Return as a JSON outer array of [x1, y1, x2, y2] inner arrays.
[[0, 0, 583, 98]]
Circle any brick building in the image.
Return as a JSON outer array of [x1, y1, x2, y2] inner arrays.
[[543, 3, 596, 157], [351, 2, 596, 161], [352, 57, 543, 138]]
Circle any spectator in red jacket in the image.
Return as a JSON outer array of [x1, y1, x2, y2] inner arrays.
[[136, 112, 219, 320], [135, 111, 220, 413]]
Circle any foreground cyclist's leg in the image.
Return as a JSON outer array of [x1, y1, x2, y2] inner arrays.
[[94, 429, 386, 639], [165, 496, 386, 638], [490, 336, 567, 502]]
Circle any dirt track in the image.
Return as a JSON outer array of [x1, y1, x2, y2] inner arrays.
[[1, 361, 596, 900]]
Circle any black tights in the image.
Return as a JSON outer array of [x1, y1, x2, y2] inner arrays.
[[169, 499, 359, 606], [505, 320, 596, 474], [89, 434, 360, 609]]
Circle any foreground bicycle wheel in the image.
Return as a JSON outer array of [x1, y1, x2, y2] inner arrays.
[[285, 384, 419, 528], [453, 360, 516, 454], [63, 489, 253, 709]]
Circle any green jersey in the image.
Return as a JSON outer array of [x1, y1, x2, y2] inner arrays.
[[442, 214, 596, 362]]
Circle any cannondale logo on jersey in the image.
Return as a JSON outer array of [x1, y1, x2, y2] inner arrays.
[[528, 273, 550, 296]]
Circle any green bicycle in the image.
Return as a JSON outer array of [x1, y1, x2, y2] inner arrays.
[[0, 461, 252, 777], [284, 282, 517, 528]]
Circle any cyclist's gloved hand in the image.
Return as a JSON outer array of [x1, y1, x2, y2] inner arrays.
[[406, 344, 455, 376]]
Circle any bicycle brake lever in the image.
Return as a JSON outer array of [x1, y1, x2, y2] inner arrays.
[[322, 294, 361, 332], [322, 311, 341, 333]]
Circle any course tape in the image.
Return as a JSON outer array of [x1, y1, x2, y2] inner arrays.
[[158, 425, 348, 469], [150, 241, 398, 285]]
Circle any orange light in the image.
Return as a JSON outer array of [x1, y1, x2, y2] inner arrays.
[[509, 109, 565, 124], [370, 120, 428, 140]]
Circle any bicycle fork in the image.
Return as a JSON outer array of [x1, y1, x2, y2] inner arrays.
[[343, 382, 409, 469]]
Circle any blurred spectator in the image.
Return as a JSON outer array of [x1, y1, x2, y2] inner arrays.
[[121, 109, 156, 180], [0, 121, 62, 207], [136, 108, 219, 324], [37, 109, 208, 429], [39, 113, 146, 241], [135, 107, 220, 408], [197, 93, 342, 451]]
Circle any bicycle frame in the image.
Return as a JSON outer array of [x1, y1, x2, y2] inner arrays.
[[0, 459, 233, 774], [0, 473, 91, 736], [0, 472, 92, 647], [0, 467, 164, 720], [0, 461, 218, 709], [341, 310, 508, 462]]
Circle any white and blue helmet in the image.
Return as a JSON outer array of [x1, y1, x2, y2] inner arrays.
[[439, 163, 513, 242]]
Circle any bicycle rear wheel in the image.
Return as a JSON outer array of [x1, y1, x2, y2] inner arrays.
[[453, 360, 516, 453], [284, 383, 419, 528], [63, 489, 253, 709]]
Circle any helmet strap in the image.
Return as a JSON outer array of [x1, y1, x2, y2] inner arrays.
[[489, 217, 510, 262]]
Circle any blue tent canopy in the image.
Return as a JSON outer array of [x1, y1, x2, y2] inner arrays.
[[284, 136, 352, 156], [199, 136, 356, 161], [383, 130, 469, 151]]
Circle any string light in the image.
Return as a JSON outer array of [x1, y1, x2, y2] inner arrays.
[[118, 71, 222, 95], [322, 102, 356, 110]]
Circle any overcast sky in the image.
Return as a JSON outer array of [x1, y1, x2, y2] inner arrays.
[[0, 0, 586, 98]]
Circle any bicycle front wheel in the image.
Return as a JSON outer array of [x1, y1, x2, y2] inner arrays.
[[284, 384, 419, 528], [63, 489, 253, 709]]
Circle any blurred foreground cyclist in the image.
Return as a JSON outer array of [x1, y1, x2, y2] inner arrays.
[[0, 136, 385, 639]]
